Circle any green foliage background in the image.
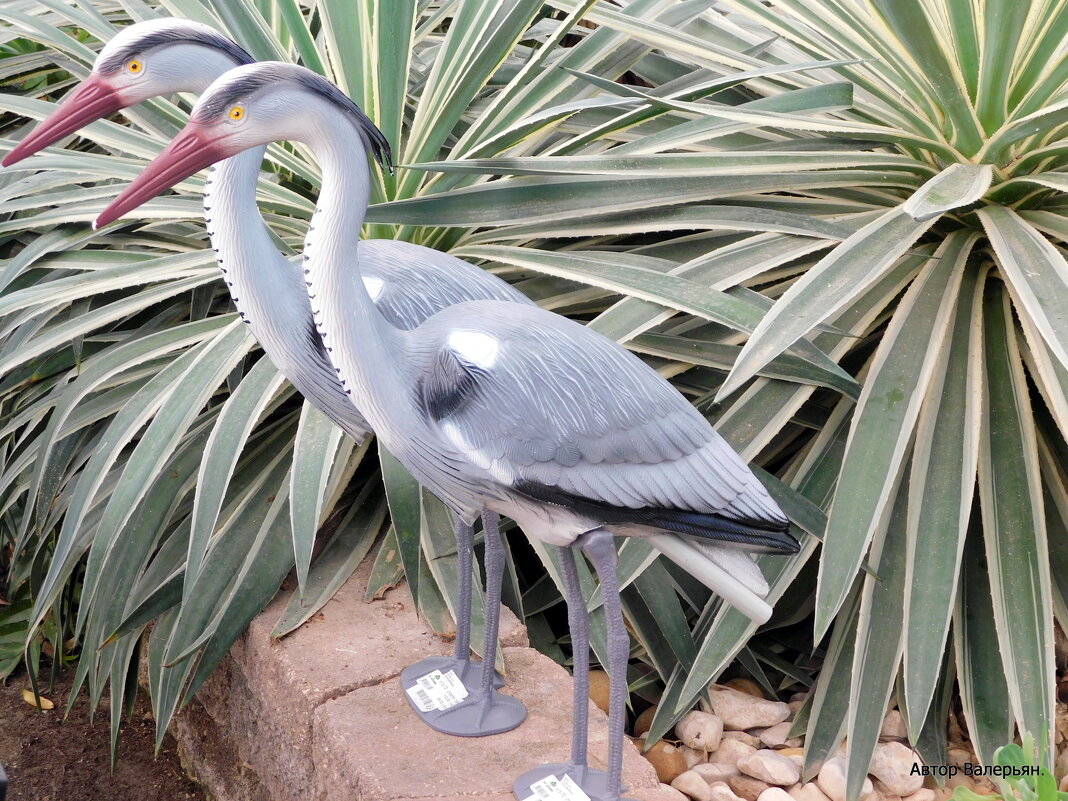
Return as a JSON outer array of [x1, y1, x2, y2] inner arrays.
[[2, 0, 1067, 791]]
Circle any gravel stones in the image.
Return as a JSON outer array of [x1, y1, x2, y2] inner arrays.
[[817, 757, 874, 801], [761, 723, 802, 749], [738, 750, 801, 786], [709, 782, 746, 801], [694, 763, 741, 784], [677, 712, 725, 753], [710, 687, 791, 731], [758, 788, 796, 801], [868, 743, 924, 796], [673, 770, 713, 801], [637, 690, 993, 801], [712, 738, 759, 767], [730, 774, 772, 801], [647, 741, 690, 783], [788, 782, 833, 801], [880, 710, 908, 741]]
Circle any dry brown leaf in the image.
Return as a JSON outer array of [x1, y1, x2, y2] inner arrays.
[[22, 688, 54, 710]]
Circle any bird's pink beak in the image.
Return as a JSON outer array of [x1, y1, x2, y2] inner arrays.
[[2, 74, 124, 167], [95, 124, 231, 229]]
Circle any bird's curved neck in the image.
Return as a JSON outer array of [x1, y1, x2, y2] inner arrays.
[[203, 146, 281, 306], [302, 117, 406, 431]]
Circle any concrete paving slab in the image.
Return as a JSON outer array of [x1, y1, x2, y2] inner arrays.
[[214, 558, 525, 799], [175, 555, 675, 801], [311, 646, 670, 801]]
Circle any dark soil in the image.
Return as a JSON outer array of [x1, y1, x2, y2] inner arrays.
[[0, 669, 204, 801]]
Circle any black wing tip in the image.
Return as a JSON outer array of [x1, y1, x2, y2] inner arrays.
[[513, 479, 799, 555], [645, 507, 800, 554]]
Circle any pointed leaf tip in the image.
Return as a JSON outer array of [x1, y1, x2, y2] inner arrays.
[[903, 163, 992, 221]]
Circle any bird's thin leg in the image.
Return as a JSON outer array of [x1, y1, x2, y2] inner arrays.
[[580, 529, 627, 800], [453, 515, 474, 661], [402, 512, 525, 737], [478, 511, 504, 695], [559, 544, 590, 767]]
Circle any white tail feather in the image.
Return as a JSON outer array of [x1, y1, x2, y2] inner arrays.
[[645, 534, 773, 624]]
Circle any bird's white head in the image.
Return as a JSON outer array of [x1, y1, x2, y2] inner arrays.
[[3, 18, 252, 167], [95, 62, 392, 228]]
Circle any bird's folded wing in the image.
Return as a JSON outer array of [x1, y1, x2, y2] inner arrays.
[[425, 304, 786, 527]]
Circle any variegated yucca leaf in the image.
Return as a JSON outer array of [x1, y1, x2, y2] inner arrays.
[[0, 0, 860, 748]]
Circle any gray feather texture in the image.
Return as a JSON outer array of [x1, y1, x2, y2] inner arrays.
[[410, 301, 787, 528]]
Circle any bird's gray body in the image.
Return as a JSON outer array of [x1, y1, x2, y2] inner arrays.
[[89, 60, 800, 796], [333, 293, 789, 549]]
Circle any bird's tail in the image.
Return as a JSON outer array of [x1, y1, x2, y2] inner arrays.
[[646, 534, 775, 624]]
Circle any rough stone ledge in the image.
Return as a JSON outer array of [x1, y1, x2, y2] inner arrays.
[[173, 558, 676, 801]]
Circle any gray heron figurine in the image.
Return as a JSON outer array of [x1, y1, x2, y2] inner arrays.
[[94, 63, 799, 801], [3, 18, 528, 737]]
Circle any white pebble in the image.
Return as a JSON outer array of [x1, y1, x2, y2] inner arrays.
[[710, 783, 746, 801], [724, 731, 763, 748], [677, 711, 725, 752], [788, 782, 833, 801], [738, 750, 802, 786], [880, 710, 908, 741], [712, 738, 759, 767], [694, 763, 740, 784], [869, 742, 924, 796], [760, 722, 802, 748], [682, 745, 709, 768], [660, 783, 691, 801], [902, 791, 934, 801], [759, 789, 796, 801], [711, 687, 792, 731], [817, 756, 873, 801], [672, 769, 713, 801]]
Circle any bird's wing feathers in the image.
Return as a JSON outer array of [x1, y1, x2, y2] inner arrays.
[[360, 240, 533, 330], [423, 303, 784, 525]]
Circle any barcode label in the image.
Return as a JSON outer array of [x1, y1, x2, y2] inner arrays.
[[524, 775, 591, 801], [405, 669, 470, 712], [405, 682, 437, 712]]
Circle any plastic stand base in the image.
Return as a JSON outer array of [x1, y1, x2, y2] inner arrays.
[[401, 660, 526, 737], [404, 654, 505, 691], [512, 762, 634, 801]]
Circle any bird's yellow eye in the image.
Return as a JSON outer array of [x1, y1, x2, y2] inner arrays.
[[229, 106, 244, 121], [127, 59, 142, 74]]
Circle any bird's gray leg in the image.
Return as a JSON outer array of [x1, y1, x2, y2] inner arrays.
[[559, 544, 590, 767], [478, 511, 504, 695], [579, 529, 626, 800], [453, 515, 474, 661]]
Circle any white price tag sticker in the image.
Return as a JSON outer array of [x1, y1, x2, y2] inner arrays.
[[405, 673, 438, 712], [433, 668, 469, 709], [523, 774, 592, 801], [405, 669, 470, 712]]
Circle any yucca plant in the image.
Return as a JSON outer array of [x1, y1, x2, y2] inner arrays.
[[484, 0, 1068, 793], [363, 3, 1068, 790], [0, 0, 865, 751]]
